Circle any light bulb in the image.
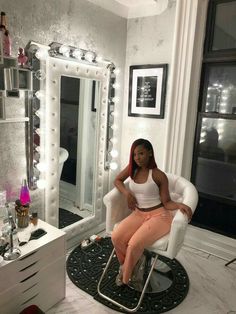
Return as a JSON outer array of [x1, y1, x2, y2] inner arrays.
[[35, 48, 48, 60], [59, 45, 70, 55], [110, 162, 118, 170], [36, 179, 46, 189], [85, 51, 96, 62], [35, 90, 45, 100], [114, 68, 120, 75], [113, 83, 120, 89], [110, 149, 118, 158], [72, 49, 83, 59], [36, 162, 47, 172]]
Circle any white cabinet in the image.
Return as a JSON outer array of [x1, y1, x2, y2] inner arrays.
[[0, 220, 66, 313]]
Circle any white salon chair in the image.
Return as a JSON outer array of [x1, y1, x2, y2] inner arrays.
[[97, 173, 198, 312]]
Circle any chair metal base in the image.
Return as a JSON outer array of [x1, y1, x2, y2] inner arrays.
[[97, 248, 159, 313], [130, 259, 173, 294]]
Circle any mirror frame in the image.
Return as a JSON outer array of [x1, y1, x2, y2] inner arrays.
[[29, 42, 114, 237]]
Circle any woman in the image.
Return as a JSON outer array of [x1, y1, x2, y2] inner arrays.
[[111, 138, 192, 286]]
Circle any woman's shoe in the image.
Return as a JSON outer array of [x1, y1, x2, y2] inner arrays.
[[115, 265, 124, 286]]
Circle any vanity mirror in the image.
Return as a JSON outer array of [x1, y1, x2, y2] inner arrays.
[[27, 41, 118, 239]]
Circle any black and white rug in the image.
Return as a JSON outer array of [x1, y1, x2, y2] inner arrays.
[[59, 208, 83, 229], [66, 237, 189, 313]]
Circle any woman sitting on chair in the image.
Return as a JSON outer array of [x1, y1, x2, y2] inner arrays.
[[112, 138, 192, 286]]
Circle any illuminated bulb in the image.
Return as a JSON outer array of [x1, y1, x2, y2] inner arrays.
[[59, 45, 70, 56], [110, 149, 118, 158], [36, 179, 46, 189], [110, 162, 118, 170], [112, 97, 119, 103], [111, 124, 118, 131], [111, 111, 118, 117], [114, 68, 120, 75], [72, 49, 83, 59], [85, 51, 96, 62], [113, 82, 120, 89], [200, 131, 206, 139], [35, 110, 42, 117], [35, 90, 45, 100], [35, 48, 48, 60], [111, 137, 118, 144], [35, 128, 40, 135], [36, 162, 47, 172]]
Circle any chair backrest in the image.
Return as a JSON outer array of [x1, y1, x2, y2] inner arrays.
[[103, 173, 198, 235]]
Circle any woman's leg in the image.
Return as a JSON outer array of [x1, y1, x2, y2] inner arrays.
[[111, 210, 144, 265], [122, 210, 172, 284]]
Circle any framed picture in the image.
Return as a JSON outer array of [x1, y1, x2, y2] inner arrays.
[[128, 64, 168, 118]]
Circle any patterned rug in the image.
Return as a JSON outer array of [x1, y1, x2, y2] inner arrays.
[[66, 237, 189, 313], [59, 208, 83, 229]]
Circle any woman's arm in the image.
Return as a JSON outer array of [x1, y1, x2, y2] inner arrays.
[[114, 166, 137, 210], [153, 169, 192, 220]]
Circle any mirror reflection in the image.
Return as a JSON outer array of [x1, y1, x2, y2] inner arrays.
[[59, 76, 100, 228]]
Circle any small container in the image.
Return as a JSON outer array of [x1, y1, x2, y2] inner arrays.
[[16, 205, 29, 228], [30, 212, 38, 226]]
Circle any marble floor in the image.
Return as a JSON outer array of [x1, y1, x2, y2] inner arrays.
[[46, 242, 236, 314]]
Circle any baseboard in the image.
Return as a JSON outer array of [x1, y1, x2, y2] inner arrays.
[[184, 225, 236, 261], [66, 222, 106, 250]]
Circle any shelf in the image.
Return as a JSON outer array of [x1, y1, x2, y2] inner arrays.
[[0, 117, 29, 124]]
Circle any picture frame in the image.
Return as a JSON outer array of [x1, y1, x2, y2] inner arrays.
[[128, 64, 168, 119]]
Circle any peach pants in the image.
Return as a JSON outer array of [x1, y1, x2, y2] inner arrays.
[[111, 207, 173, 284]]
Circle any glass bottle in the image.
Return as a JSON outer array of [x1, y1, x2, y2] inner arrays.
[[20, 179, 31, 206]]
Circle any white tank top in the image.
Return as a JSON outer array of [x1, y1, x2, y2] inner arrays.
[[129, 169, 161, 208]]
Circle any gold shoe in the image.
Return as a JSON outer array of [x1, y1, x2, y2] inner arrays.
[[115, 266, 124, 286]]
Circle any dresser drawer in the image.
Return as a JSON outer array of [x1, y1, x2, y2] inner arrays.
[[0, 256, 65, 313], [0, 234, 65, 289]]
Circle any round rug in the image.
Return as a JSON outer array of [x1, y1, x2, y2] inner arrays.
[[66, 237, 189, 313]]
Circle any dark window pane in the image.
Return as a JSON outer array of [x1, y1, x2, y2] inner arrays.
[[212, 2, 236, 51], [204, 65, 236, 114], [195, 118, 236, 200]]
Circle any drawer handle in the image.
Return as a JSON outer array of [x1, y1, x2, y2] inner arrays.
[[20, 271, 38, 283], [21, 293, 39, 306], [20, 261, 39, 272], [23, 283, 38, 293], [19, 250, 38, 260]]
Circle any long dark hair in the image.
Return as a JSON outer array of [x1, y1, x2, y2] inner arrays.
[[128, 138, 157, 179]]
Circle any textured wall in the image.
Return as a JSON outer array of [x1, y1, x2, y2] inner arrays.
[[120, 3, 176, 170], [0, 0, 127, 216]]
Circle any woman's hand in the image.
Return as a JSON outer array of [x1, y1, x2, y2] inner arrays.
[[126, 192, 137, 210], [177, 203, 192, 221]]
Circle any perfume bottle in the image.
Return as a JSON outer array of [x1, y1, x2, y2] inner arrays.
[[0, 11, 11, 56], [19, 179, 31, 206]]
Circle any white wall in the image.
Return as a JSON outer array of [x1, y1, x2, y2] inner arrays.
[[0, 0, 127, 215], [120, 4, 176, 170]]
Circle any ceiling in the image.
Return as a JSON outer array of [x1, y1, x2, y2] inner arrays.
[[87, 0, 170, 19]]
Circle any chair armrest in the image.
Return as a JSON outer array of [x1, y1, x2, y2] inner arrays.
[[164, 210, 188, 259], [104, 182, 131, 234]]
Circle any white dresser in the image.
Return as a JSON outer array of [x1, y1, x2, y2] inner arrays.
[[0, 219, 66, 314]]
